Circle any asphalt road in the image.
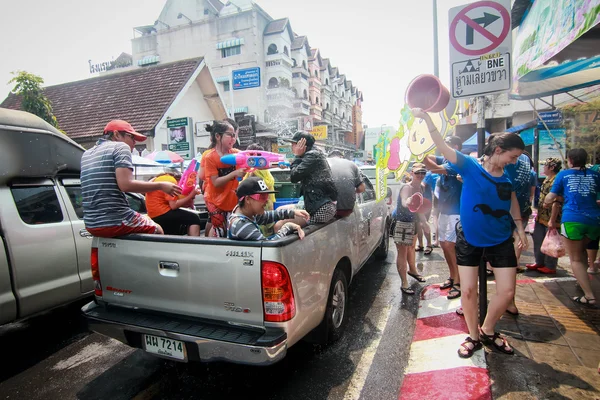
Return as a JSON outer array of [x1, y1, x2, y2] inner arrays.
[[0, 241, 434, 400]]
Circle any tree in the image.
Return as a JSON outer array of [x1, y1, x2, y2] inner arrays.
[[8, 71, 59, 128], [560, 99, 600, 164]]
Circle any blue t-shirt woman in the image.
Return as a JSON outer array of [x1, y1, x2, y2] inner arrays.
[[412, 107, 526, 360]]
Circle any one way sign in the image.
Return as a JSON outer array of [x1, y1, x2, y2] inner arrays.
[[449, 0, 512, 98]]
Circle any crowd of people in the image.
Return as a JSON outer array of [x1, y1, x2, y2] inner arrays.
[[392, 108, 600, 359]]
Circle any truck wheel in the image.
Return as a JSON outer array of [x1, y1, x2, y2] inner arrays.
[[373, 221, 390, 260], [323, 269, 349, 343]]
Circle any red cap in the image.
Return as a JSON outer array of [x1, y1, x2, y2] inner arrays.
[[103, 120, 147, 142]]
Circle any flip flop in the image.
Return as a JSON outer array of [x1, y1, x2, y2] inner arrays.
[[424, 246, 433, 255], [573, 296, 597, 308], [401, 287, 415, 295], [587, 268, 600, 275], [408, 272, 426, 282], [506, 308, 519, 316]]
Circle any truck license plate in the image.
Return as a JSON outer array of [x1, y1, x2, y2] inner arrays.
[[143, 334, 186, 361]]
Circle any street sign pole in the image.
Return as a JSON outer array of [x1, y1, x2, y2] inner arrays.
[[477, 95, 487, 325], [229, 66, 235, 120]]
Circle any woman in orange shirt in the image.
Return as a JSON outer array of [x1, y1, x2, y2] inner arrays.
[[146, 172, 201, 236], [203, 120, 245, 237]]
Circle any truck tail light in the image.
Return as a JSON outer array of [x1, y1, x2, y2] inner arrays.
[[261, 261, 295, 322], [91, 247, 102, 297]]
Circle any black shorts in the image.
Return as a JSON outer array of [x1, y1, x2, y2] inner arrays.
[[455, 222, 517, 268], [588, 237, 600, 250], [152, 209, 202, 235]]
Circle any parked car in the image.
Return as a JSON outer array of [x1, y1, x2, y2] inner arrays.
[[81, 175, 391, 365], [0, 108, 95, 325]]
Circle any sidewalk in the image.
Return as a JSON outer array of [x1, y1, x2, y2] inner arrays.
[[399, 247, 600, 400]]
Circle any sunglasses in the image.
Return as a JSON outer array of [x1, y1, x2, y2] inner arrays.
[[243, 193, 270, 202], [413, 171, 426, 175]]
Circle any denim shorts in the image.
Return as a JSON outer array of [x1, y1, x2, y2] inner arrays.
[[455, 223, 517, 268]]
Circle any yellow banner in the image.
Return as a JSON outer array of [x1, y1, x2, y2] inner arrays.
[[310, 125, 328, 140]]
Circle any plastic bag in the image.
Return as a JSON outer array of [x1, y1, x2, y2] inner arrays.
[[541, 228, 566, 258]]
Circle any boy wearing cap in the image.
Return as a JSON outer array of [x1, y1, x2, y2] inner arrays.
[[228, 177, 309, 240], [288, 132, 338, 224], [81, 120, 181, 237]]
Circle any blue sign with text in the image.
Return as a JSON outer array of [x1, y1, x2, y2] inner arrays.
[[537, 111, 563, 128], [233, 67, 261, 90]]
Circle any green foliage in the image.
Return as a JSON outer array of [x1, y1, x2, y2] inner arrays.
[[8, 71, 59, 128], [560, 99, 600, 163]]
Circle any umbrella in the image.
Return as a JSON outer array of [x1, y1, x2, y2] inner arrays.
[[145, 150, 184, 164], [132, 154, 162, 166]]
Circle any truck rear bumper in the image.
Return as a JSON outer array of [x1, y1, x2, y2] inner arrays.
[[82, 301, 287, 366]]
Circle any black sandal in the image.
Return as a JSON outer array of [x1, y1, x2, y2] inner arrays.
[[401, 287, 415, 295], [458, 337, 482, 358], [447, 284, 461, 299], [479, 328, 514, 355], [440, 278, 453, 289], [572, 296, 597, 308], [407, 272, 426, 282], [415, 246, 424, 252], [486, 269, 494, 277], [424, 246, 433, 255]]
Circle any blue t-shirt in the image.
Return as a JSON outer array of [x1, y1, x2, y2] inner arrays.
[[423, 172, 439, 201], [550, 169, 600, 225], [451, 151, 514, 247], [505, 154, 536, 213], [434, 156, 462, 215]]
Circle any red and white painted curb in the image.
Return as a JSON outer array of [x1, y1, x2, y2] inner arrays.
[[399, 285, 491, 400]]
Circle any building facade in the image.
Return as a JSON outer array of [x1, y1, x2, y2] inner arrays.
[[126, 0, 363, 152]]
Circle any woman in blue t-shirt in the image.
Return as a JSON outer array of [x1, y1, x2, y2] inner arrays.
[[544, 148, 600, 307], [413, 108, 527, 359]]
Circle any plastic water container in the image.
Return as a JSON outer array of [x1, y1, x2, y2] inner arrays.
[[274, 198, 299, 210], [405, 74, 450, 113]]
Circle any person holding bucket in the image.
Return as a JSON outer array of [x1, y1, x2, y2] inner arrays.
[[392, 163, 431, 295], [412, 107, 527, 359]]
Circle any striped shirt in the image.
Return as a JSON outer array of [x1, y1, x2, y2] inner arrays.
[[81, 139, 137, 229], [228, 208, 296, 240]]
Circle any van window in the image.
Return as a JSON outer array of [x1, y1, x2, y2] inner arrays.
[[64, 186, 84, 219], [11, 186, 64, 225], [361, 178, 376, 202]]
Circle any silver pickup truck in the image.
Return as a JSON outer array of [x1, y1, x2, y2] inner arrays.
[[82, 178, 390, 366]]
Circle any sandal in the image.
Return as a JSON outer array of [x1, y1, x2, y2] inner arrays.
[[479, 328, 514, 355], [572, 296, 597, 308], [486, 269, 494, 277], [440, 277, 453, 289], [458, 336, 482, 358], [447, 284, 461, 299], [506, 308, 519, 316], [456, 307, 464, 316], [587, 268, 600, 275], [424, 246, 433, 255], [407, 272, 426, 282], [415, 246, 424, 252], [401, 287, 415, 295]]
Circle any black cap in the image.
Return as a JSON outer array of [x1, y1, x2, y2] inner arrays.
[[236, 177, 278, 198], [286, 131, 315, 148]]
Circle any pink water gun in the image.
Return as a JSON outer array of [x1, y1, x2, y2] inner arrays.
[[221, 151, 290, 177], [178, 159, 200, 195]]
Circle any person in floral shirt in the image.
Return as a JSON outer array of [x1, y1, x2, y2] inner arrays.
[[526, 157, 563, 274]]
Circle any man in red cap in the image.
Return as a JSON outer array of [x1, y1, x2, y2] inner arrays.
[[80, 120, 181, 237]]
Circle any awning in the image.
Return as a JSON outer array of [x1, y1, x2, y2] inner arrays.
[[216, 38, 245, 50], [505, 120, 538, 134], [227, 106, 248, 114], [511, 1, 600, 99], [138, 55, 160, 66], [215, 76, 230, 83]]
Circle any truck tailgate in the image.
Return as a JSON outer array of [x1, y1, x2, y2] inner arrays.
[[96, 237, 264, 326]]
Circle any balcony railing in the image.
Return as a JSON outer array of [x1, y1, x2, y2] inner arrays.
[[266, 52, 293, 68]]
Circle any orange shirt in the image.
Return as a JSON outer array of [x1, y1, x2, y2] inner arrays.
[[203, 148, 240, 212], [146, 175, 178, 218]]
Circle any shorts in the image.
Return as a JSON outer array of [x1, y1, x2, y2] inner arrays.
[[152, 209, 202, 235], [310, 202, 337, 224], [438, 214, 460, 243], [455, 223, 517, 268], [588, 237, 600, 250], [562, 222, 600, 241], [393, 220, 416, 246], [206, 202, 230, 237], [86, 212, 160, 238]]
